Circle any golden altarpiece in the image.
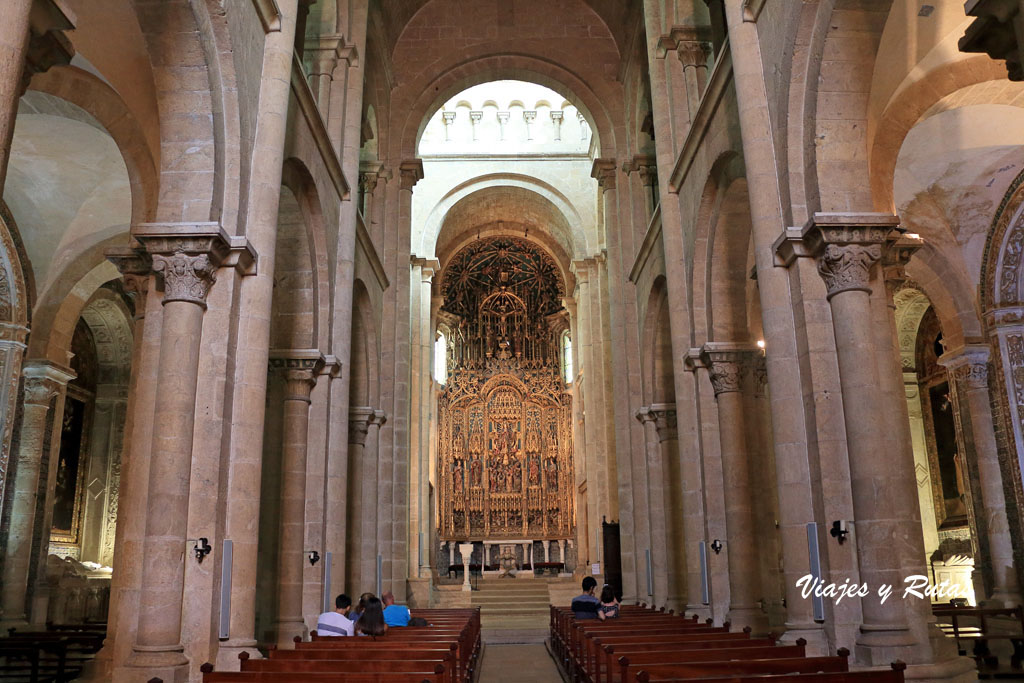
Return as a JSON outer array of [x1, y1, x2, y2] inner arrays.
[[436, 237, 575, 543]]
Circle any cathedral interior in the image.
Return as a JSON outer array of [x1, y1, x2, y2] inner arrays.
[[1, 0, 1024, 681]]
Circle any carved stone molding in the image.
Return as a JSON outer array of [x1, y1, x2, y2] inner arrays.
[[649, 403, 678, 442], [269, 351, 325, 402], [591, 158, 618, 192], [349, 406, 374, 446], [939, 345, 992, 392], [800, 213, 900, 299], [370, 409, 387, 428], [655, 25, 712, 60], [399, 159, 425, 191], [623, 155, 658, 187], [882, 233, 924, 301], [961, 0, 1024, 81], [21, 0, 75, 95], [751, 355, 768, 397], [677, 38, 711, 69], [22, 360, 75, 406], [700, 343, 758, 396], [133, 223, 239, 308]]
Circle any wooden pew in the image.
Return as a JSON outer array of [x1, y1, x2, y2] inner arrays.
[[933, 604, 1024, 670], [621, 654, 848, 681], [635, 660, 907, 682], [611, 643, 809, 683]]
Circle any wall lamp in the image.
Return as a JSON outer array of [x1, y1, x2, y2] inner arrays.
[[710, 539, 723, 555], [192, 537, 212, 563], [308, 550, 321, 566], [830, 520, 849, 545]]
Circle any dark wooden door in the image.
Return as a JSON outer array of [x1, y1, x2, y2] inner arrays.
[[602, 518, 623, 600]]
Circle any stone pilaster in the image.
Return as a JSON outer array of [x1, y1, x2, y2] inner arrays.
[[126, 225, 229, 681], [346, 406, 373, 594], [410, 258, 439, 580], [701, 343, 767, 634], [0, 361, 74, 628], [270, 352, 323, 646], [940, 345, 1022, 607]]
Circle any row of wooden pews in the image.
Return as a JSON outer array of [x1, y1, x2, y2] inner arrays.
[[197, 608, 481, 683], [932, 603, 1024, 674], [0, 623, 106, 682], [550, 603, 907, 683]]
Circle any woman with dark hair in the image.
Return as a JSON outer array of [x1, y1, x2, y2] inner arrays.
[[597, 584, 620, 620], [355, 597, 388, 637]]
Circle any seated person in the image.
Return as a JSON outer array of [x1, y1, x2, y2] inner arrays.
[[316, 593, 354, 636], [355, 597, 388, 637], [351, 591, 376, 623], [597, 584, 620, 620], [571, 576, 601, 620], [381, 590, 411, 627]]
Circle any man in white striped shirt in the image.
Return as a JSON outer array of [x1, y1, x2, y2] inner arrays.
[[316, 594, 355, 636]]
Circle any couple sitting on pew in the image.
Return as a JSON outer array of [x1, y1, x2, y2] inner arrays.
[[570, 576, 620, 620], [317, 591, 419, 638]]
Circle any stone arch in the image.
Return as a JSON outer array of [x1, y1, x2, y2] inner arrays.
[[28, 66, 158, 225], [281, 158, 331, 352], [349, 279, 379, 409], [79, 291, 134, 389], [691, 151, 743, 343], [130, 0, 221, 223], [270, 185, 317, 352], [869, 56, 1007, 212], [642, 276, 675, 406], [0, 205, 31, 329], [813, 0, 895, 212], [392, 55, 618, 160], [424, 178, 586, 267], [982, 169, 1024, 313], [708, 177, 754, 343], [894, 287, 933, 372]]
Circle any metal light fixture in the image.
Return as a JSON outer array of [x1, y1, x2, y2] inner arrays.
[[830, 520, 849, 545], [710, 539, 723, 555], [308, 550, 321, 566], [193, 537, 212, 563]]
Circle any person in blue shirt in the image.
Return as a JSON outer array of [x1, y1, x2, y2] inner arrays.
[[571, 577, 601, 619], [381, 591, 411, 627]]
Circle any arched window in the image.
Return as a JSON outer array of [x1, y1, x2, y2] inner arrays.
[[434, 332, 447, 385], [562, 332, 573, 385]]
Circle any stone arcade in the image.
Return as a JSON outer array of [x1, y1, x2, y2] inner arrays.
[[0, 1, 1022, 682]]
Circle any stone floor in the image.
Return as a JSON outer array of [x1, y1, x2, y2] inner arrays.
[[477, 643, 563, 683]]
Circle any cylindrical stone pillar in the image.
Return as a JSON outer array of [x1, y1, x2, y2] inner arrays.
[[274, 363, 319, 646], [127, 228, 228, 680], [0, 0, 32, 194], [347, 405, 373, 591], [702, 344, 767, 634], [941, 346, 1022, 607], [804, 217, 917, 660], [651, 404, 683, 609], [0, 364, 72, 627]]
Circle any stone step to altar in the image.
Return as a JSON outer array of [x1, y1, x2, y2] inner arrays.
[[470, 577, 566, 631]]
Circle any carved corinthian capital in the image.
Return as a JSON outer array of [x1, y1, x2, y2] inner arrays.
[[134, 223, 232, 308], [700, 343, 758, 396], [649, 403, 678, 442], [938, 344, 991, 392], [801, 213, 899, 299]]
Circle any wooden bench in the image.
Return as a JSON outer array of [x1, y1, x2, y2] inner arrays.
[[611, 642, 810, 683], [933, 604, 1024, 670], [635, 660, 907, 682]]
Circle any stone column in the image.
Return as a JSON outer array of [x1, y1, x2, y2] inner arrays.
[[802, 215, 918, 662], [126, 226, 228, 681], [636, 406, 670, 604], [271, 353, 322, 646], [458, 543, 473, 592], [571, 261, 602, 565], [347, 405, 373, 592], [676, 30, 711, 120], [411, 258, 439, 579], [0, 321, 29, 516], [651, 403, 685, 609], [701, 343, 766, 634], [0, 362, 73, 628], [358, 163, 383, 228], [0, 0, 73, 194], [84, 252, 151, 681], [940, 345, 1022, 607]]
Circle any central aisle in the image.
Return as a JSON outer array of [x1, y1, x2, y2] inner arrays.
[[477, 644, 563, 683]]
